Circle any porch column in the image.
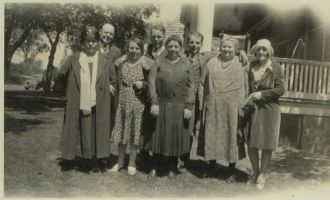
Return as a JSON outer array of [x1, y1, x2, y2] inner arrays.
[[195, 3, 215, 52]]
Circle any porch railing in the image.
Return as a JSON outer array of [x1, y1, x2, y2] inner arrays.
[[273, 57, 330, 101]]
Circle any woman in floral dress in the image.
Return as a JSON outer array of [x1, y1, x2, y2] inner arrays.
[[110, 36, 153, 175]]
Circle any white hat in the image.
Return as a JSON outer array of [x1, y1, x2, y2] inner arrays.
[[250, 39, 274, 58]]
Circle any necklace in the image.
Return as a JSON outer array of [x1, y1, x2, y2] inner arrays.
[[220, 59, 233, 69], [168, 57, 180, 64]]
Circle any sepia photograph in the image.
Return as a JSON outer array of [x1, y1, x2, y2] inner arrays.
[[2, 0, 330, 198]]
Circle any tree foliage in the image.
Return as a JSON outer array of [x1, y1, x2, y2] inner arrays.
[[5, 3, 159, 86], [4, 4, 44, 79]]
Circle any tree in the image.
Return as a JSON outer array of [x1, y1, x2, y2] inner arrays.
[[18, 29, 49, 62], [5, 3, 159, 89], [108, 4, 160, 50], [38, 3, 78, 93], [4, 4, 43, 79], [64, 4, 160, 52], [44, 3, 159, 92]]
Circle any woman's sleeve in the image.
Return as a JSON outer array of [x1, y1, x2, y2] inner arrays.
[[57, 56, 72, 79], [260, 63, 286, 101], [148, 61, 158, 105], [185, 63, 195, 110]]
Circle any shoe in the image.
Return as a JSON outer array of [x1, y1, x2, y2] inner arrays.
[[91, 166, 100, 173], [168, 171, 177, 179], [256, 173, 266, 190], [149, 168, 157, 177], [128, 166, 137, 175], [177, 159, 185, 168], [110, 164, 123, 172], [60, 160, 76, 172], [225, 175, 236, 183], [247, 174, 258, 185]]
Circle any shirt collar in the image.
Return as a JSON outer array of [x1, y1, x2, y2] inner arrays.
[[252, 59, 273, 72], [152, 46, 165, 57]]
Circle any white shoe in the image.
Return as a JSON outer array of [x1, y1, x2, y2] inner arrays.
[[110, 164, 119, 172], [256, 174, 266, 190], [128, 166, 137, 175]]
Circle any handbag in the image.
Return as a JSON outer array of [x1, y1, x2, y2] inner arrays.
[[242, 95, 256, 114]]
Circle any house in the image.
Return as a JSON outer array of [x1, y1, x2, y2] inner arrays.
[[180, 3, 330, 155]]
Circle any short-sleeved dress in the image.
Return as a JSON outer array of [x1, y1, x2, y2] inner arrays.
[[111, 59, 147, 145], [197, 56, 245, 163], [148, 56, 195, 156], [247, 60, 286, 150]]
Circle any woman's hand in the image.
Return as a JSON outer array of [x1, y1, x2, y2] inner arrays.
[[150, 104, 159, 116], [251, 92, 262, 100], [109, 85, 115, 95], [133, 81, 143, 90], [184, 108, 192, 119]]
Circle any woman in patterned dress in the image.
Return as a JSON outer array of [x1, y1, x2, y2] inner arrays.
[[110, 37, 152, 175], [148, 35, 195, 178], [197, 38, 245, 182], [246, 39, 285, 189]]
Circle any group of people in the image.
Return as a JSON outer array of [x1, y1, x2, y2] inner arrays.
[[57, 22, 286, 190]]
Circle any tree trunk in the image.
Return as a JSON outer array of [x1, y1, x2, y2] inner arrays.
[[44, 30, 61, 93], [4, 26, 32, 81], [4, 54, 13, 82]]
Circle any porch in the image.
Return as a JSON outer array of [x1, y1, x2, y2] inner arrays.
[[179, 3, 330, 153]]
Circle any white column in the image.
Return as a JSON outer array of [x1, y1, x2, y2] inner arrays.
[[195, 3, 215, 52]]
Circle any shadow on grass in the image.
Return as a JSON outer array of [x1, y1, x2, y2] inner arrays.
[[135, 153, 250, 181], [185, 159, 249, 182], [5, 91, 65, 114], [269, 150, 330, 182], [4, 114, 51, 135]]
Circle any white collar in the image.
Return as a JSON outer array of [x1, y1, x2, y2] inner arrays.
[[252, 59, 273, 72], [152, 46, 165, 57]]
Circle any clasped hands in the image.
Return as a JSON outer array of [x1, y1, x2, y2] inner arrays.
[[249, 91, 262, 101], [151, 104, 192, 119]]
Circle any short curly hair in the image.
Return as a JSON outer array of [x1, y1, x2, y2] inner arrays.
[[165, 35, 183, 48]]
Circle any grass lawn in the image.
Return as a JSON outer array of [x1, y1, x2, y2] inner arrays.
[[4, 90, 330, 198]]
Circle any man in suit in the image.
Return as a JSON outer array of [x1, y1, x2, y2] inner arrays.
[[178, 32, 214, 170], [99, 23, 122, 140], [99, 23, 122, 61]]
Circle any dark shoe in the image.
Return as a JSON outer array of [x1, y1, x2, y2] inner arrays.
[[60, 160, 76, 172], [77, 165, 91, 174], [98, 159, 107, 173], [203, 162, 217, 178], [247, 174, 258, 185], [168, 171, 177, 179]]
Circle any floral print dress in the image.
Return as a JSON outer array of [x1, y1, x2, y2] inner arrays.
[[112, 60, 146, 145]]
